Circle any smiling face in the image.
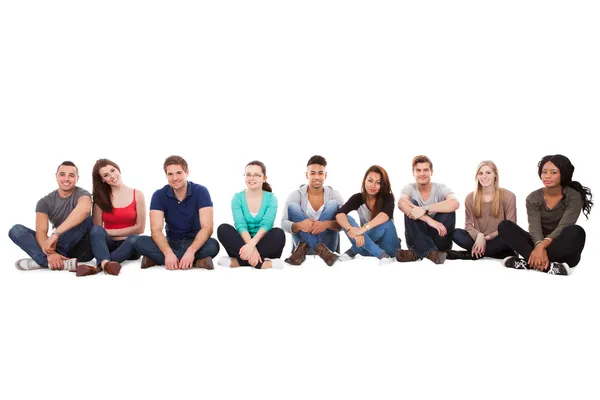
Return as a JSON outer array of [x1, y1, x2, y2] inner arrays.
[[541, 161, 561, 189], [56, 165, 78, 193], [413, 162, 432, 186], [99, 164, 121, 187], [245, 164, 265, 190], [306, 164, 327, 189], [165, 164, 188, 191], [364, 172, 381, 196], [477, 165, 496, 188]]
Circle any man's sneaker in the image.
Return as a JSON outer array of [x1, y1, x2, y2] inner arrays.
[[339, 249, 356, 262], [217, 256, 232, 267], [264, 258, 284, 269], [547, 262, 571, 276], [314, 243, 338, 266], [503, 256, 529, 270], [103, 261, 122, 276], [285, 241, 309, 265], [15, 258, 43, 271], [141, 256, 158, 269], [425, 250, 447, 265], [396, 249, 418, 262], [378, 254, 396, 266], [194, 256, 214, 270], [76, 264, 100, 277]]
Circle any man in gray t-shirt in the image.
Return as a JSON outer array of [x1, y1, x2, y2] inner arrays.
[[8, 161, 94, 271], [396, 156, 460, 264]]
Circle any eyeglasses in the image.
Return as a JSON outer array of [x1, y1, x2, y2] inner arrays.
[[244, 173, 263, 178]]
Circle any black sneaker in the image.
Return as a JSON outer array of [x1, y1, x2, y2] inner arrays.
[[547, 262, 570, 276], [503, 256, 529, 270]]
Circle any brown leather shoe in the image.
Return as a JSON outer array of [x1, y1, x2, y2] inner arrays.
[[103, 261, 122, 276], [284, 241, 309, 265], [194, 256, 214, 270], [76, 264, 100, 277], [425, 250, 447, 265], [141, 256, 158, 269], [314, 243, 338, 266], [396, 249, 418, 262]]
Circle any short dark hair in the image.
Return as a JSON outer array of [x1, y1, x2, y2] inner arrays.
[[307, 155, 327, 167], [412, 155, 433, 170], [56, 161, 78, 175], [163, 155, 188, 173]]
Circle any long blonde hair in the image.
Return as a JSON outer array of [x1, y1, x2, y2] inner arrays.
[[473, 160, 501, 218]]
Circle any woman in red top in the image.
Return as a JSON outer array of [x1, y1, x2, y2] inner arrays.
[[79, 159, 146, 276]]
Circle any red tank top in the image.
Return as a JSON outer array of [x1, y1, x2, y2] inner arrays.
[[103, 190, 137, 229]]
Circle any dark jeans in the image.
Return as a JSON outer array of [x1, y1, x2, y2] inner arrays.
[[288, 201, 340, 254], [8, 216, 94, 267], [342, 215, 400, 258], [217, 224, 286, 268], [404, 201, 455, 259], [498, 220, 586, 267], [452, 228, 513, 259], [90, 225, 141, 264], [135, 234, 220, 265]]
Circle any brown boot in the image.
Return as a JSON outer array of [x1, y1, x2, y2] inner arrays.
[[103, 261, 122, 276], [76, 264, 100, 277], [194, 256, 214, 270], [284, 241, 309, 265], [314, 243, 338, 266], [425, 250, 447, 265], [141, 256, 158, 269], [396, 249, 418, 262]]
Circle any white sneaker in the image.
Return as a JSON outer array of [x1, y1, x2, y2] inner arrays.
[[339, 253, 355, 262], [62, 258, 78, 272], [15, 258, 43, 271], [264, 258, 284, 269], [217, 256, 232, 267], [378, 256, 396, 266]]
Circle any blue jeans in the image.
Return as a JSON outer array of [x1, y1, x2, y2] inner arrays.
[[288, 201, 340, 254], [8, 216, 94, 267], [404, 200, 455, 259], [90, 225, 141, 264], [342, 215, 400, 258], [135, 235, 220, 265]]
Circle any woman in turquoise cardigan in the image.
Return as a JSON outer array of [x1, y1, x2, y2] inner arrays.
[[217, 161, 286, 269]]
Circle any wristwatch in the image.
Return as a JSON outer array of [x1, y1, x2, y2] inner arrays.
[[52, 229, 62, 237], [424, 204, 430, 215], [364, 223, 371, 231]]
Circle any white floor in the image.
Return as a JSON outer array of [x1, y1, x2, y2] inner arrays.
[[1, 249, 598, 400]]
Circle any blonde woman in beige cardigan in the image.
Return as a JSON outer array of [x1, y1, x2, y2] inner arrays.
[[447, 161, 516, 260]]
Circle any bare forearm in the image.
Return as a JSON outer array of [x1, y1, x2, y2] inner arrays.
[[151, 231, 174, 256], [106, 224, 144, 237], [248, 229, 267, 246], [429, 200, 459, 214], [398, 199, 415, 215], [36, 233, 49, 250], [188, 228, 212, 253], [56, 209, 89, 234], [367, 213, 389, 229], [336, 214, 352, 230], [327, 220, 341, 231]]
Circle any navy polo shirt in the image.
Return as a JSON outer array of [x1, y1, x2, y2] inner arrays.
[[150, 181, 213, 239]]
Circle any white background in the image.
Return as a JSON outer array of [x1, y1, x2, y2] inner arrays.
[[1, 1, 598, 399]]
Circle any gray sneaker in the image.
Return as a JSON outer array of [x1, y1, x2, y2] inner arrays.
[[15, 258, 43, 271], [62, 258, 78, 272]]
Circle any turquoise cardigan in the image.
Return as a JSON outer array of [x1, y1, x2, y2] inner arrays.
[[231, 190, 278, 237]]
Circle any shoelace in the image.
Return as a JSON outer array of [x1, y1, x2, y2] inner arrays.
[[514, 259, 528, 269]]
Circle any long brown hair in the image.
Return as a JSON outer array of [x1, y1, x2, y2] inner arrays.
[[361, 165, 393, 218], [473, 160, 501, 218], [92, 158, 121, 213], [246, 160, 272, 192]]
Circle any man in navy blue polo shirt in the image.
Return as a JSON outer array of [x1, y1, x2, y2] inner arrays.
[[135, 155, 220, 270]]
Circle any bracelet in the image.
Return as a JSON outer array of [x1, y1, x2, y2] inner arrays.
[[52, 230, 61, 237], [543, 237, 552, 244], [363, 223, 370, 231]]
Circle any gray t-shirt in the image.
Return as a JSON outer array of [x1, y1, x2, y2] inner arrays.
[[401, 182, 453, 217], [35, 187, 91, 228]]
